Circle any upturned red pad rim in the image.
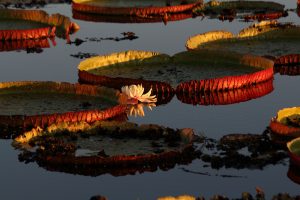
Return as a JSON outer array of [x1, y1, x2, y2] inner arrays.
[[274, 54, 300, 75], [0, 81, 126, 130], [72, 9, 193, 24], [0, 9, 79, 40], [0, 38, 53, 52], [72, 1, 202, 16], [288, 138, 300, 168], [72, 2, 199, 15], [176, 79, 273, 106], [270, 107, 300, 137]]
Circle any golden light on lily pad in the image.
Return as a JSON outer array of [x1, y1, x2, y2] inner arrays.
[[270, 107, 300, 138], [13, 121, 198, 176], [72, 0, 202, 16], [78, 50, 274, 97], [186, 21, 300, 56], [0, 81, 126, 138]]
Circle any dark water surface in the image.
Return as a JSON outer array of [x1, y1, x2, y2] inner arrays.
[[0, 0, 300, 199]]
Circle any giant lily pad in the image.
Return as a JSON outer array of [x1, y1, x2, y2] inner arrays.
[[72, 9, 193, 24], [186, 21, 300, 57], [78, 50, 273, 95], [0, 81, 126, 138], [0, 8, 79, 40], [72, 0, 202, 16], [270, 107, 300, 138], [287, 137, 300, 167], [13, 121, 198, 176]]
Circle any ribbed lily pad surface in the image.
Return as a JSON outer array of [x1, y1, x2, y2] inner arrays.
[[0, 81, 126, 131], [78, 50, 274, 93], [186, 21, 300, 56]]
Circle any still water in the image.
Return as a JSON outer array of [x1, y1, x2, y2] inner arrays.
[[0, 0, 300, 199]]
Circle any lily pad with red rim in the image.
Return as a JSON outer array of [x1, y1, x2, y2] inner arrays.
[[78, 50, 274, 98], [193, 0, 286, 22], [72, 9, 193, 24], [287, 137, 300, 167], [0, 81, 126, 138], [274, 54, 300, 76], [13, 121, 198, 176], [72, 0, 202, 16], [186, 21, 300, 57], [0, 8, 79, 41], [270, 107, 300, 138]]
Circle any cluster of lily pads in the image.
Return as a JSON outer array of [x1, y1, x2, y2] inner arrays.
[[91, 192, 300, 200], [1, 0, 300, 198]]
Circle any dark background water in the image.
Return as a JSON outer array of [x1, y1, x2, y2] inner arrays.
[[0, 1, 300, 199]]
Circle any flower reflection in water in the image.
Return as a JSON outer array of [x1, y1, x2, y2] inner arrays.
[[128, 103, 156, 117]]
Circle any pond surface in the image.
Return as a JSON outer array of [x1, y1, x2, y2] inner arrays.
[[0, 0, 300, 199]]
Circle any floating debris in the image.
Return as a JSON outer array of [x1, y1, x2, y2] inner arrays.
[[199, 132, 287, 169]]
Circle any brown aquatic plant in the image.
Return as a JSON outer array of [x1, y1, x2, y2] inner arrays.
[[14, 121, 199, 176]]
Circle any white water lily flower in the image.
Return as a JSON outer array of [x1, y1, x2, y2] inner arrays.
[[121, 84, 157, 104]]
